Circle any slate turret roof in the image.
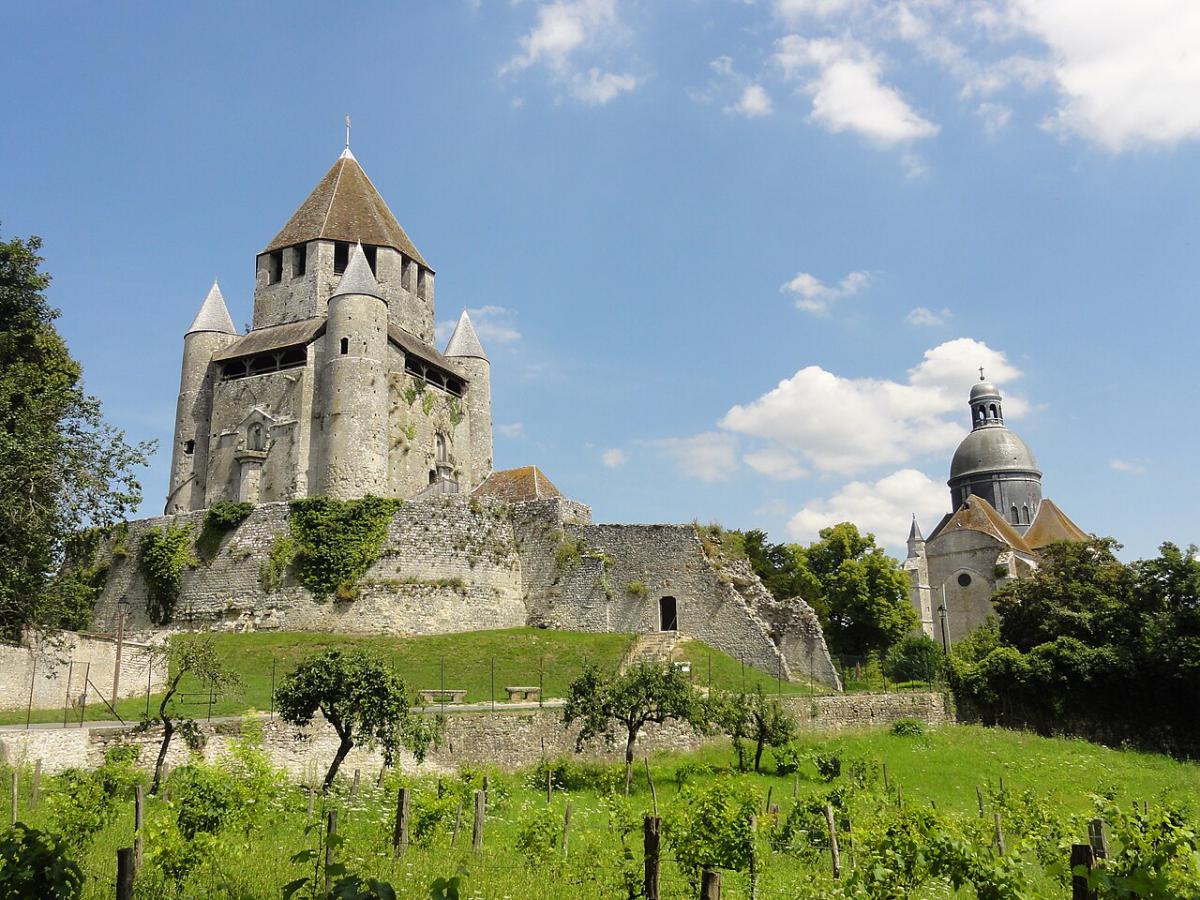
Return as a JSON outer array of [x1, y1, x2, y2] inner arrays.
[[443, 310, 488, 361], [187, 281, 237, 335], [332, 242, 383, 300], [263, 149, 429, 268]]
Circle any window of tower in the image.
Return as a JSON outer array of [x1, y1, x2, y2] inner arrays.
[[400, 254, 413, 290], [184, 439, 195, 455], [333, 242, 350, 274], [417, 267, 429, 299], [363, 244, 378, 275], [340, 337, 349, 355], [267, 250, 283, 285], [1022, 505, 1030, 525], [293, 243, 307, 278], [1011, 505, 1019, 524], [989, 403, 998, 419], [436, 433, 447, 462]]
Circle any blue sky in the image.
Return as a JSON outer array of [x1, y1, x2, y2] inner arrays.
[[2, 0, 1197, 558]]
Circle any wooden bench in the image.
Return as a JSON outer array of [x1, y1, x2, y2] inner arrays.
[[417, 689, 467, 706], [504, 686, 541, 702]]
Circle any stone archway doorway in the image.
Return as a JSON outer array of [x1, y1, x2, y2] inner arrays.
[[659, 596, 678, 632]]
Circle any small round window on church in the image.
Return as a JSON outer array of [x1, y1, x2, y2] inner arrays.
[[957, 573, 972, 588]]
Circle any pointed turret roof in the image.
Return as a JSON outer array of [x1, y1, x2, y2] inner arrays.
[[908, 515, 924, 543], [472, 466, 562, 502], [187, 281, 237, 335], [1024, 499, 1089, 550], [264, 151, 429, 267], [332, 243, 383, 300], [443, 310, 488, 360]]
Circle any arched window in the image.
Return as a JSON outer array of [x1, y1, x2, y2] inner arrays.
[[435, 433, 448, 463], [989, 403, 998, 419], [1021, 505, 1030, 525], [247, 423, 265, 452], [1010, 505, 1019, 524]]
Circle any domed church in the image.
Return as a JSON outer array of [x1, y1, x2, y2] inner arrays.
[[904, 375, 1089, 642]]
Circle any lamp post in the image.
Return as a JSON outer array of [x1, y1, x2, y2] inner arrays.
[[112, 597, 129, 702], [937, 601, 950, 657]]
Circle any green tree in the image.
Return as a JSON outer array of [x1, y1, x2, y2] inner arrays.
[[741, 529, 820, 605], [274, 649, 436, 790], [139, 636, 241, 795], [563, 661, 705, 795], [883, 633, 946, 684], [0, 230, 153, 639], [800, 522, 917, 656], [712, 685, 796, 772]]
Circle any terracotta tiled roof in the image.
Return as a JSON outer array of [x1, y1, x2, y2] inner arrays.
[[263, 150, 429, 268], [928, 494, 1034, 555], [1024, 499, 1089, 550], [472, 466, 562, 502]]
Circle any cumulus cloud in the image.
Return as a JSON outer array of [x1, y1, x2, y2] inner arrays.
[[781, 270, 870, 315], [786, 468, 949, 549], [720, 338, 1027, 475], [601, 448, 628, 468], [774, 0, 863, 21], [649, 432, 738, 483], [436, 306, 522, 348], [744, 447, 808, 480], [497, 422, 525, 439], [775, 36, 938, 146], [1109, 458, 1147, 475], [906, 306, 952, 327], [501, 0, 639, 105], [727, 84, 774, 118]]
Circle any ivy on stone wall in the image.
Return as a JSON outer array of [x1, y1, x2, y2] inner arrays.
[[44, 523, 130, 631], [259, 533, 296, 593], [139, 523, 197, 625], [195, 501, 254, 562], [447, 397, 464, 428], [288, 496, 402, 601]]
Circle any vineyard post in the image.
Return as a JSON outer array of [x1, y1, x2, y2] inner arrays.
[[700, 869, 721, 900], [561, 801, 573, 855], [793, 773, 799, 799], [349, 769, 360, 802], [9, 771, 15, 826], [882, 764, 889, 793], [134, 784, 144, 871], [31, 760, 41, 809], [993, 813, 1006, 856], [393, 787, 410, 856], [324, 809, 338, 899], [1070, 843, 1097, 900], [976, 784, 984, 817], [471, 789, 485, 851], [483, 775, 490, 806], [643, 815, 661, 900], [749, 813, 758, 900], [116, 847, 134, 900], [764, 786, 773, 814], [825, 804, 841, 879], [1088, 818, 1109, 859], [546, 769, 552, 804], [644, 758, 658, 815], [451, 799, 463, 847]]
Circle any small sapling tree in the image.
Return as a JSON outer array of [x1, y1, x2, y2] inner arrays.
[[563, 661, 705, 795], [275, 649, 435, 790], [712, 685, 796, 772], [139, 635, 241, 794]]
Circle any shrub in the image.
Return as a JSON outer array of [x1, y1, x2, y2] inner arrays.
[[813, 752, 842, 783], [891, 717, 926, 737], [515, 805, 562, 868], [627, 580, 648, 597], [260, 533, 296, 592], [45, 769, 116, 851], [666, 778, 758, 879], [0, 823, 83, 899], [172, 764, 236, 838], [139, 523, 197, 624], [527, 758, 623, 795], [674, 761, 715, 789], [773, 743, 804, 776], [883, 634, 946, 683]]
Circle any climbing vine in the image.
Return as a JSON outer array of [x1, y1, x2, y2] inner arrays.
[[287, 496, 402, 601], [259, 533, 296, 592], [195, 501, 254, 562], [447, 396, 464, 428], [45, 523, 130, 631], [139, 523, 197, 625]]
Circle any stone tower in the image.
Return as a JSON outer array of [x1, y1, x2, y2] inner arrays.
[[443, 310, 493, 480], [318, 243, 390, 498], [166, 282, 238, 513], [948, 376, 1042, 532], [902, 516, 934, 638]]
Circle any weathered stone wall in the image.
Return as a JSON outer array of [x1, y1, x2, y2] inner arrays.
[[0, 692, 951, 776], [0, 631, 165, 711], [925, 530, 1036, 642]]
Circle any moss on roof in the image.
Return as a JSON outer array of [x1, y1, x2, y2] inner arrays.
[[472, 466, 562, 502], [1024, 498, 1089, 550]]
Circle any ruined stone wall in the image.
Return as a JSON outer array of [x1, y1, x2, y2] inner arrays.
[[0, 692, 951, 776], [0, 631, 165, 711]]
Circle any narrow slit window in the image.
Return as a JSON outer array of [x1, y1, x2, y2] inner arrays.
[[267, 250, 283, 285], [293, 244, 307, 278], [184, 439, 195, 455], [340, 337, 349, 355], [363, 244, 378, 275], [333, 242, 350, 274]]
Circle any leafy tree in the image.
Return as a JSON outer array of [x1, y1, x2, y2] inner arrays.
[[0, 229, 153, 639], [712, 685, 796, 772], [883, 633, 946, 683], [563, 661, 706, 794], [801, 523, 917, 656], [275, 649, 436, 790], [741, 529, 820, 606], [138, 636, 242, 794], [0, 823, 84, 900]]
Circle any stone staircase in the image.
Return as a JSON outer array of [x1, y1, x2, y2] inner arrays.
[[618, 631, 681, 673]]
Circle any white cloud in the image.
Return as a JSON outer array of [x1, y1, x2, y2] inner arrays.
[[501, 0, 639, 105], [975, 102, 1012, 134], [720, 338, 1027, 475], [906, 306, 952, 327], [786, 468, 948, 550], [780, 270, 870, 315], [498, 422, 525, 439], [649, 432, 739, 483], [774, 0, 863, 21], [1009, 0, 1200, 150], [775, 36, 938, 146], [601, 448, 628, 468], [727, 84, 774, 118], [1109, 458, 1147, 475], [436, 306, 522, 348], [744, 447, 807, 480]]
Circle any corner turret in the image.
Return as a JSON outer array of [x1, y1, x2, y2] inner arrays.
[[444, 310, 493, 482]]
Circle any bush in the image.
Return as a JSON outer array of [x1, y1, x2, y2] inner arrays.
[[0, 823, 83, 899], [673, 761, 715, 789], [883, 634, 945, 683], [515, 805, 562, 868], [666, 778, 758, 878], [196, 501, 253, 561], [527, 758, 623, 795], [172, 764, 236, 839], [891, 717, 926, 737], [288, 496, 402, 600], [813, 752, 842, 782], [773, 743, 803, 776]]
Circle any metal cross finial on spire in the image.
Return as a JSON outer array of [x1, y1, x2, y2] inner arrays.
[[345, 115, 351, 149], [979, 366, 986, 381]]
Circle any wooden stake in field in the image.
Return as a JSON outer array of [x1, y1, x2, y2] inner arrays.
[[9, 771, 16, 827], [1088, 818, 1109, 859], [993, 813, 1006, 856], [451, 799, 463, 847], [324, 809, 338, 899], [116, 847, 134, 900], [825, 804, 841, 879], [700, 869, 721, 900], [976, 784, 985, 817], [546, 769, 552, 803], [644, 757, 658, 816], [1070, 843, 1098, 900], [134, 784, 144, 870], [30, 760, 41, 809], [393, 788, 410, 857], [471, 789, 485, 852], [349, 769, 360, 802], [643, 816, 661, 900], [749, 814, 759, 900], [561, 801, 573, 855]]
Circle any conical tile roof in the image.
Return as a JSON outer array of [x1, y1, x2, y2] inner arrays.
[[187, 281, 237, 335], [332, 243, 383, 300], [444, 310, 487, 360], [264, 151, 429, 267]]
